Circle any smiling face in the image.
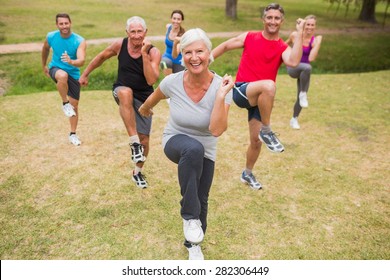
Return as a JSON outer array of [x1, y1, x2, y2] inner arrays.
[[182, 40, 210, 74], [262, 9, 284, 36], [171, 12, 183, 29], [126, 22, 147, 47], [56, 17, 71, 37], [304, 18, 317, 35]]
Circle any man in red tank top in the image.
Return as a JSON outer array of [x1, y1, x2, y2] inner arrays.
[[212, 3, 306, 190]]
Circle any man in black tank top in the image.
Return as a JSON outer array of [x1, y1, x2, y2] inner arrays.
[[79, 16, 161, 189]]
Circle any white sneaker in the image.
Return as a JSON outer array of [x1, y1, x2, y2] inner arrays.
[[63, 103, 76, 117], [290, 117, 300, 129], [299, 92, 308, 108], [69, 134, 81, 146], [183, 219, 204, 244], [187, 244, 204, 260]]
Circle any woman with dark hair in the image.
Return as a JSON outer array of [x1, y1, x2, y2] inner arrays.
[[160, 10, 186, 76]]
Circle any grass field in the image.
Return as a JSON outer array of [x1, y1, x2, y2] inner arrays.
[[1, 70, 389, 260]]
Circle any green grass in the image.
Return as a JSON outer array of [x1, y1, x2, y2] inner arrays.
[[1, 71, 389, 260], [0, 0, 389, 261]]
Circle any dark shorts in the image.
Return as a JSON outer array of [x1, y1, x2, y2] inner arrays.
[[233, 82, 261, 122], [49, 67, 80, 100], [112, 86, 152, 135]]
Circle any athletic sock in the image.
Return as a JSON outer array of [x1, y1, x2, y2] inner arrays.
[[261, 125, 271, 134], [134, 166, 142, 175], [63, 101, 69, 105], [129, 135, 140, 144], [69, 132, 76, 136]]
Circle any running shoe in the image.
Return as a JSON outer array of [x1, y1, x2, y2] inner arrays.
[[183, 219, 204, 244], [290, 117, 300, 130], [132, 171, 148, 189], [62, 102, 76, 117], [241, 171, 262, 190], [187, 244, 204, 260], [259, 130, 284, 153], [299, 92, 308, 108], [69, 134, 81, 146], [130, 143, 146, 163]]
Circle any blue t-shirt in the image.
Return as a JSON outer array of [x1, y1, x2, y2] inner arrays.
[[47, 30, 84, 80], [162, 25, 182, 65]]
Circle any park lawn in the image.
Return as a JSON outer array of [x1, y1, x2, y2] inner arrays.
[[0, 70, 389, 260]]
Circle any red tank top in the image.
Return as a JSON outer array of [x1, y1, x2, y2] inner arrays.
[[236, 32, 288, 82]]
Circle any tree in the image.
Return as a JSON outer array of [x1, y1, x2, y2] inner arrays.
[[225, 0, 238, 20], [325, 0, 388, 24], [359, 0, 377, 22]]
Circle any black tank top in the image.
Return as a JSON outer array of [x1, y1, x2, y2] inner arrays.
[[113, 38, 154, 102]]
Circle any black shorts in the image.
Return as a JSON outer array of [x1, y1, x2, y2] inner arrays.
[[49, 67, 80, 100], [233, 82, 261, 122]]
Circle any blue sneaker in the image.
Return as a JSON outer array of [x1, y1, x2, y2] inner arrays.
[[241, 171, 262, 190], [259, 130, 284, 153]]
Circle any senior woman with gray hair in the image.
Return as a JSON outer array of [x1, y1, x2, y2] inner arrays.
[[139, 28, 233, 260]]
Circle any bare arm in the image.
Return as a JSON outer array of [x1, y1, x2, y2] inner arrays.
[[282, 19, 305, 67], [172, 36, 181, 59], [285, 31, 296, 46], [211, 32, 247, 59], [41, 39, 51, 78], [309, 35, 323, 62], [79, 40, 121, 86], [138, 86, 166, 117], [141, 39, 161, 86], [209, 74, 234, 137], [60, 40, 87, 67]]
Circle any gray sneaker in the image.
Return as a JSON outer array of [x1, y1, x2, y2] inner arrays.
[[241, 171, 262, 190], [259, 130, 284, 153]]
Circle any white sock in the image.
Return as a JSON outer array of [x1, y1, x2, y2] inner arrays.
[[134, 166, 142, 175], [129, 135, 140, 144]]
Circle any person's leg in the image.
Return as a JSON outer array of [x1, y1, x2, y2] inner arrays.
[[245, 80, 276, 127], [164, 135, 205, 219], [67, 76, 81, 134], [53, 69, 70, 103], [197, 158, 215, 235], [115, 87, 138, 137]]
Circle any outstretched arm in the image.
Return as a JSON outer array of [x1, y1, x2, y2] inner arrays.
[[79, 40, 120, 86], [41, 39, 51, 78], [211, 32, 247, 60]]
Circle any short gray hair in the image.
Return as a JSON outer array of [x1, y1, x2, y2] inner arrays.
[[126, 16, 147, 31], [180, 28, 214, 64]]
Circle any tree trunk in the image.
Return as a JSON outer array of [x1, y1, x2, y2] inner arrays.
[[226, 0, 238, 19], [358, 0, 377, 22]]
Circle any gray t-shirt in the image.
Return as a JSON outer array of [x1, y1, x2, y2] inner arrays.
[[159, 70, 232, 161]]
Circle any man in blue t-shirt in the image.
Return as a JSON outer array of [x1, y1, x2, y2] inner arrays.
[[42, 13, 86, 146]]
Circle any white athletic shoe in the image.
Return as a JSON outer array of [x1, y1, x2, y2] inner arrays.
[[299, 92, 308, 108], [187, 244, 204, 260], [183, 219, 204, 244], [62, 103, 76, 117], [290, 117, 300, 130], [69, 134, 81, 146]]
